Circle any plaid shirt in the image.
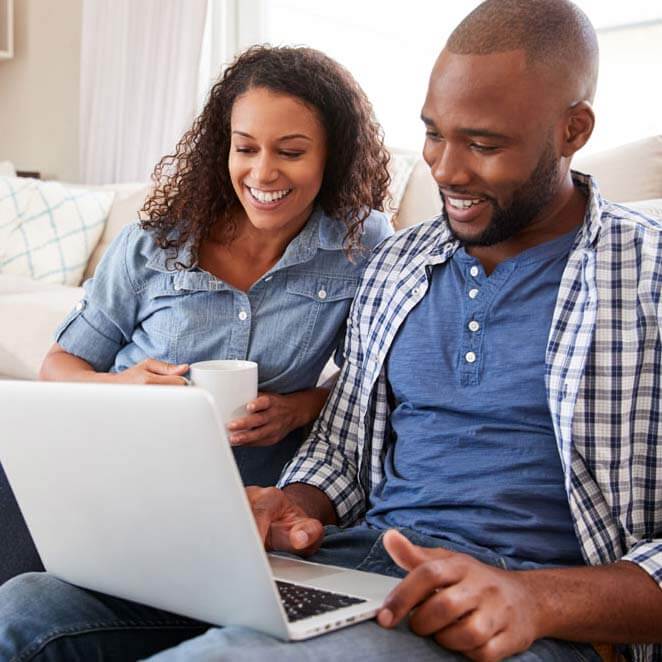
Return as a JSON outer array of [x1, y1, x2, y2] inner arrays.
[[280, 174, 662, 661]]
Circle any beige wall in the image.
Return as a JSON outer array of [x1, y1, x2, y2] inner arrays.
[[0, 0, 82, 181]]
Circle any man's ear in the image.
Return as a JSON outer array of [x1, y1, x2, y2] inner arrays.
[[561, 101, 595, 157]]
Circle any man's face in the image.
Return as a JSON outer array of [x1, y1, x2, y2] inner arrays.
[[421, 49, 565, 246]]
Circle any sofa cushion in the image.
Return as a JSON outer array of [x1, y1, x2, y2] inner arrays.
[[0, 176, 115, 286], [83, 186, 149, 281], [0, 161, 15, 177], [0, 285, 84, 380], [574, 135, 662, 203]]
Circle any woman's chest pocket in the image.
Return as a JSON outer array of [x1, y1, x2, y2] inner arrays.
[[276, 272, 358, 355], [139, 272, 217, 339]]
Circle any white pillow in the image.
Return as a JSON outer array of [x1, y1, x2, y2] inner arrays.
[[0, 176, 115, 286], [0, 161, 16, 177]]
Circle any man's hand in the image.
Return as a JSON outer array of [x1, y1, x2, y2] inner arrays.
[[113, 359, 189, 385], [378, 530, 541, 662], [246, 486, 325, 556]]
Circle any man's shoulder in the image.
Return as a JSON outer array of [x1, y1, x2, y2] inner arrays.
[[367, 215, 449, 268], [598, 199, 662, 240], [596, 200, 662, 266]]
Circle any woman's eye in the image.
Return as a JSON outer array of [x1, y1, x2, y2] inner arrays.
[[235, 147, 255, 154], [280, 151, 304, 158]]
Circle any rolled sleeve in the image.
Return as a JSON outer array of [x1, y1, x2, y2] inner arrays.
[[55, 224, 140, 372], [279, 297, 367, 525], [622, 539, 662, 589]]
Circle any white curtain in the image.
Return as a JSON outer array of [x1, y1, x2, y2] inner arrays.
[[79, 0, 208, 184]]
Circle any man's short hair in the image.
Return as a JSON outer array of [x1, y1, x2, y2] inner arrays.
[[447, 0, 599, 101]]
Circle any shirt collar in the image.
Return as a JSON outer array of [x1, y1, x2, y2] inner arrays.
[[145, 206, 346, 274], [144, 232, 196, 273], [570, 169, 605, 249]]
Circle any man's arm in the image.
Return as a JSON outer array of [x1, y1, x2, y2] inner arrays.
[[523, 560, 662, 642], [379, 531, 662, 661]]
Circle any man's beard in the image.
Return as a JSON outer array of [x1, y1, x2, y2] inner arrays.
[[441, 141, 561, 247]]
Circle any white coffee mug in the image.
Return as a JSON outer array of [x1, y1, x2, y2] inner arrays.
[[189, 360, 258, 424]]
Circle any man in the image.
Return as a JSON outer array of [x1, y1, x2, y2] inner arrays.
[[0, 1, 660, 661]]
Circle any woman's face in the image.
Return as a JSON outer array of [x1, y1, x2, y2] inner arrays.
[[229, 87, 327, 237]]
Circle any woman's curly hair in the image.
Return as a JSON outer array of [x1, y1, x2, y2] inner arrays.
[[140, 45, 391, 266]]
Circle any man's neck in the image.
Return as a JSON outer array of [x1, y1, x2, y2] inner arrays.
[[467, 176, 586, 275]]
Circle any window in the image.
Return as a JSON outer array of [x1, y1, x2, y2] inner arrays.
[[201, 0, 662, 155]]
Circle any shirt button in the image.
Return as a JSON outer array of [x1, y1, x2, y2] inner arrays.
[[468, 320, 480, 332], [465, 351, 477, 363], [238, 310, 248, 321], [411, 287, 420, 296], [318, 289, 327, 300], [264, 275, 273, 282], [75, 300, 86, 312], [470, 266, 479, 277], [468, 288, 479, 299]]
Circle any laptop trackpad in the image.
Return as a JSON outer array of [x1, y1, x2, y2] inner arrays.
[[268, 554, 343, 582]]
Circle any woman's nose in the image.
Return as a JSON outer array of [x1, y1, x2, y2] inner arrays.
[[252, 153, 279, 183]]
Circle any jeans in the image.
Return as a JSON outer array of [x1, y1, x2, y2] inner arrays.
[[0, 526, 601, 662], [0, 462, 44, 586]]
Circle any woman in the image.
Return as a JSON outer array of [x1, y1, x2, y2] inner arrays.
[[39, 45, 392, 488], [0, 45, 391, 586]]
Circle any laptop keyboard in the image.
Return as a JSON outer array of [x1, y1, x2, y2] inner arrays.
[[275, 580, 367, 622]]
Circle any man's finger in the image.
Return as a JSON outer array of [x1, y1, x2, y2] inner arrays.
[[378, 556, 464, 628], [464, 629, 518, 662], [248, 488, 283, 547], [382, 529, 451, 572], [408, 583, 479, 636], [289, 519, 325, 555], [436, 611, 504, 655]]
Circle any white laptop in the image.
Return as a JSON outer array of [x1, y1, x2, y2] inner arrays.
[[0, 380, 398, 641]]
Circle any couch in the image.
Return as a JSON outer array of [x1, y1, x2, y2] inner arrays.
[[1, 136, 661, 381]]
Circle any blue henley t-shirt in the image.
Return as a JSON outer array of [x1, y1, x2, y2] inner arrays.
[[366, 228, 584, 566]]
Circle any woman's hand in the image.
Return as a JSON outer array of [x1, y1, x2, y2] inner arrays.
[[112, 359, 190, 385], [227, 387, 329, 447]]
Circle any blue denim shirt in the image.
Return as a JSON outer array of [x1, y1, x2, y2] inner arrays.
[[55, 208, 392, 484]]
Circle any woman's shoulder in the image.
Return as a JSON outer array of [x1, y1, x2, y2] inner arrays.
[[96, 222, 169, 278], [360, 209, 393, 250]]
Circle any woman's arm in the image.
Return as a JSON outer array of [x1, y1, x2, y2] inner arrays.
[[39, 343, 189, 385], [228, 386, 330, 446]]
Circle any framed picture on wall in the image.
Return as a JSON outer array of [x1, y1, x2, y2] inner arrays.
[[0, 0, 14, 60]]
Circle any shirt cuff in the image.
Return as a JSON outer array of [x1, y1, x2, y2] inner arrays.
[[278, 456, 365, 527], [55, 303, 122, 373], [621, 540, 662, 589]]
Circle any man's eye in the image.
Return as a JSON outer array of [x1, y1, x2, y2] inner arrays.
[[425, 131, 442, 141], [471, 143, 499, 153]]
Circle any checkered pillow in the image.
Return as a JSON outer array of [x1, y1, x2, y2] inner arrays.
[[0, 176, 115, 286]]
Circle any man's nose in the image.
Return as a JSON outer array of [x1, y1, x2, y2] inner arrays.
[[428, 143, 472, 189]]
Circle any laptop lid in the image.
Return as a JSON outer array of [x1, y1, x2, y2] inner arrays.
[[0, 380, 290, 640]]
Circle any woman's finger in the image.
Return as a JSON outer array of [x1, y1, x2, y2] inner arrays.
[[228, 412, 269, 432], [230, 423, 281, 447], [143, 359, 189, 376], [246, 394, 273, 413]]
